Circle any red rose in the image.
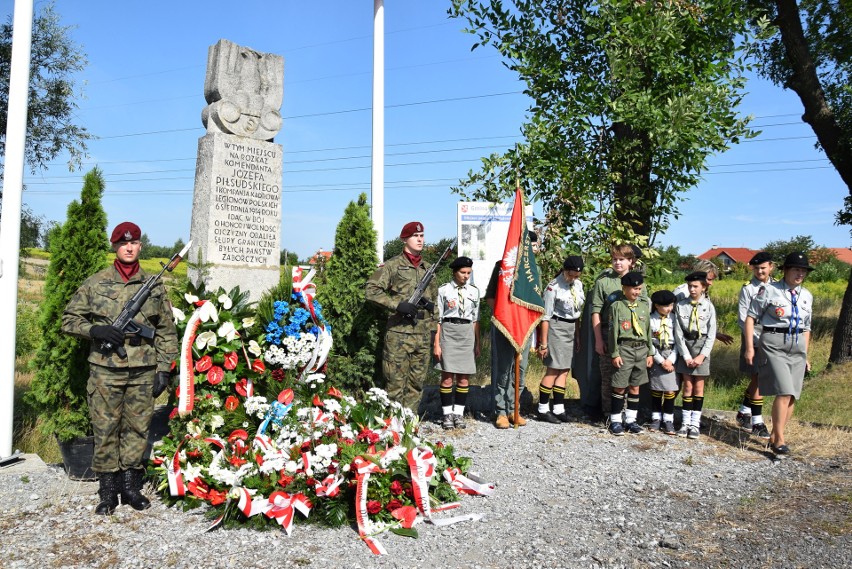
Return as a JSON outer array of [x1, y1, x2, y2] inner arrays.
[[251, 359, 265, 373], [272, 368, 286, 382], [207, 366, 224, 385], [195, 355, 212, 373], [224, 396, 239, 412], [390, 480, 404, 496], [224, 351, 238, 370], [367, 500, 382, 515], [386, 499, 403, 512], [305, 477, 317, 487], [403, 483, 414, 498]]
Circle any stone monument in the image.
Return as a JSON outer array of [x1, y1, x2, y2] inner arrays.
[[188, 39, 284, 299]]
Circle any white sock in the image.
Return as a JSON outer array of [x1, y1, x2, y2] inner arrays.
[[739, 404, 750, 414], [752, 415, 764, 426], [625, 409, 638, 424], [552, 404, 565, 415], [453, 404, 465, 416], [652, 412, 662, 421], [663, 413, 674, 423], [610, 413, 623, 424], [692, 410, 702, 428], [538, 403, 550, 413], [442, 406, 453, 416]]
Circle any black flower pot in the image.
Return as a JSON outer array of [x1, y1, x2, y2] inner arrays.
[[56, 436, 97, 481]]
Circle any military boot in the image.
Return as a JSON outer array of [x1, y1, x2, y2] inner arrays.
[[120, 468, 151, 511], [95, 472, 120, 515]]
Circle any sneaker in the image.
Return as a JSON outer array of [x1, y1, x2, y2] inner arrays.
[[648, 419, 661, 432], [626, 422, 644, 434], [454, 414, 467, 429], [771, 444, 790, 457], [442, 414, 455, 430], [609, 422, 625, 436], [687, 426, 700, 440], [536, 411, 561, 424], [494, 415, 510, 429], [676, 425, 689, 438], [662, 421, 676, 435], [508, 414, 527, 427], [552, 412, 570, 423], [752, 423, 770, 439], [736, 412, 752, 430]]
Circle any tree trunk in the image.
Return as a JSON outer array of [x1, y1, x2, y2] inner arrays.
[[773, 0, 852, 364], [611, 121, 654, 236]]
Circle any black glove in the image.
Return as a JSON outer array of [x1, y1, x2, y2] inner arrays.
[[152, 372, 171, 398], [90, 325, 125, 346], [396, 301, 418, 317], [418, 299, 435, 313]]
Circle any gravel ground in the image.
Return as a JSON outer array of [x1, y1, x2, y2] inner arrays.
[[1, 413, 849, 569]]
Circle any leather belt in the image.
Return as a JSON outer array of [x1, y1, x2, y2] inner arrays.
[[764, 327, 803, 334], [442, 317, 472, 324], [552, 315, 578, 323], [618, 338, 646, 347]]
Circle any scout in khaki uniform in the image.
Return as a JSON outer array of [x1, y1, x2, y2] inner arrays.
[[366, 221, 437, 412], [673, 271, 717, 440], [536, 255, 585, 423], [735, 251, 774, 439], [744, 252, 814, 458], [607, 271, 653, 436], [62, 222, 179, 515], [434, 256, 480, 429]]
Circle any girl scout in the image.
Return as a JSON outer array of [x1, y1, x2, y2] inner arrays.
[[744, 252, 814, 458], [434, 256, 480, 429], [673, 271, 717, 439], [536, 255, 585, 423]]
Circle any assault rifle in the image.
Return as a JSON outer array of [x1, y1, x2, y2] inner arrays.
[[406, 238, 457, 323], [100, 240, 192, 359]]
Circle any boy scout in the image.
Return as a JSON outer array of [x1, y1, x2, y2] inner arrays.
[[366, 221, 437, 412], [607, 271, 653, 435], [62, 222, 178, 515]]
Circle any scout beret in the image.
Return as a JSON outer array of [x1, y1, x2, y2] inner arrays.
[[651, 289, 676, 306], [450, 256, 474, 270], [110, 221, 141, 244], [684, 271, 708, 283], [781, 251, 814, 271], [749, 251, 773, 265], [621, 271, 644, 286], [399, 221, 424, 239], [563, 255, 584, 271]]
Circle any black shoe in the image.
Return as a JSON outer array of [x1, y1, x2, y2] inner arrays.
[[536, 411, 561, 424], [609, 422, 625, 436], [771, 444, 790, 457], [626, 422, 644, 435], [662, 421, 676, 435], [736, 412, 752, 430], [552, 412, 570, 423], [454, 414, 467, 429], [441, 414, 455, 430], [95, 472, 120, 515], [752, 423, 770, 439], [648, 419, 661, 432], [120, 468, 151, 511]]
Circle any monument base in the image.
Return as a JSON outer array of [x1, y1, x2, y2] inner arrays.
[[188, 265, 281, 302]]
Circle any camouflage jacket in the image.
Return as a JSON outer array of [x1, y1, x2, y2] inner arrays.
[[365, 253, 437, 334], [62, 265, 179, 372]]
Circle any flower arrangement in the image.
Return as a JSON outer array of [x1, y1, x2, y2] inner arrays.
[[151, 274, 493, 554]]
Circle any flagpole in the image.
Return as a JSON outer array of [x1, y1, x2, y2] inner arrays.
[[371, 0, 385, 262], [513, 353, 521, 429]]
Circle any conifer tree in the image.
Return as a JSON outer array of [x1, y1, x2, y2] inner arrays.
[[25, 167, 110, 441], [317, 194, 383, 394]]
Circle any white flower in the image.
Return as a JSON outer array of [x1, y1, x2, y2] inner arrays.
[[195, 331, 217, 350], [217, 321, 239, 342], [247, 340, 262, 356], [184, 293, 199, 304], [198, 300, 219, 323], [183, 462, 203, 482], [242, 317, 256, 330], [209, 415, 224, 430], [315, 443, 337, 459], [218, 294, 233, 310], [186, 422, 202, 437], [342, 463, 351, 473], [285, 461, 298, 473], [323, 400, 342, 414], [172, 306, 186, 323]]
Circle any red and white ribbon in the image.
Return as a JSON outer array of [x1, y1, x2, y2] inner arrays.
[[314, 474, 344, 498], [443, 468, 496, 496], [352, 456, 388, 555], [264, 491, 312, 535], [236, 486, 270, 518], [292, 266, 333, 376], [406, 447, 436, 519], [178, 306, 206, 416]]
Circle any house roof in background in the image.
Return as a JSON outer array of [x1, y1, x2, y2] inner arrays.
[[697, 247, 757, 265], [827, 247, 852, 265]]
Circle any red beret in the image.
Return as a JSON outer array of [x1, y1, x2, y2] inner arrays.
[[399, 221, 424, 240], [110, 221, 141, 244]]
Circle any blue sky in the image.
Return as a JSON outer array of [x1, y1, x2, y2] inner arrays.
[[7, 0, 850, 260]]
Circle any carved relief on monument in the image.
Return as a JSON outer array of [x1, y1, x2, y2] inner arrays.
[[201, 39, 284, 141]]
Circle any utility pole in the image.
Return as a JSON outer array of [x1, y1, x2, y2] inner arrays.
[[371, 0, 385, 262]]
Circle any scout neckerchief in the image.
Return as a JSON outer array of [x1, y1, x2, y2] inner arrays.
[[568, 280, 578, 311], [627, 301, 643, 337], [658, 314, 671, 347], [789, 287, 800, 343], [688, 300, 701, 337]]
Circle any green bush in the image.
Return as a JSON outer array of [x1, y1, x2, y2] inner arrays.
[[15, 303, 41, 358]]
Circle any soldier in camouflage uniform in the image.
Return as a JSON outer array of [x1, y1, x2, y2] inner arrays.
[[62, 222, 178, 515], [366, 221, 437, 412]]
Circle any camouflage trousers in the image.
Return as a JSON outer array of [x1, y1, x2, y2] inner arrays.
[[491, 327, 530, 416], [382, 328, 431, 412], [88, 364, 155, 473]]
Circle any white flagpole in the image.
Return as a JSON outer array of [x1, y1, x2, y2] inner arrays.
[[371, 0, 385, 262], [0, 0, 35, 459]]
